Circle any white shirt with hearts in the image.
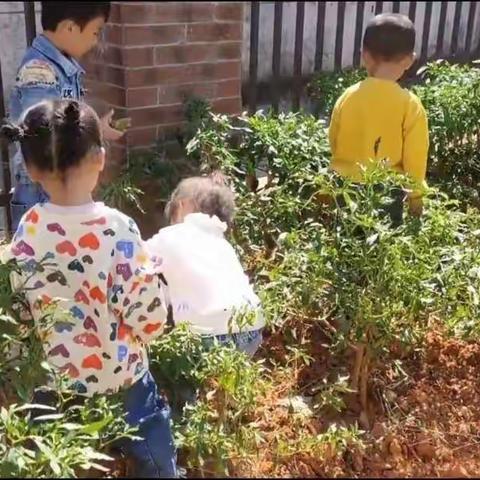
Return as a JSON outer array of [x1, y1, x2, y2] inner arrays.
[[5, 202, 169, 396]]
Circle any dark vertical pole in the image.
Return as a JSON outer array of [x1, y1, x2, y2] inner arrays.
[[271, 2, 283, 113], [436, 2, 448, 57], [314, 2, 326, 72], [353, 2, 365, 68], [408, 1, 417, 23], [0, 58, 13, 237], [292, 1, 305, 111], [375, 2, 383, 15], [24, 1, 37, 47], [334, 2, 346, 71], [421, 1, 433, 63], [465, 2, 477, 58], [450, 2, 463, 56], [392, 1, 400, 14], [248, 2, 260, 115]]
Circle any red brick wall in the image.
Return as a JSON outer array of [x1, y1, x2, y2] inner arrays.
[[84, 1, 244, 161]]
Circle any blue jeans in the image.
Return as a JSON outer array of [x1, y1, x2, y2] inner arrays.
[[11, 180, 49, 232], [118, 370, 178, 478], [201, 328, 263, 357], [31, 371, 178, 478], [174, 329, 263, 411]]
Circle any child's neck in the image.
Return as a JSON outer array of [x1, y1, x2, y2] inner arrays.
[[43, 31, 71, 58], [45, 181, 93, 207], [368, 64, 402, 82]]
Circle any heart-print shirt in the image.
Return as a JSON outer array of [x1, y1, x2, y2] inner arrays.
[[4, 202, 168, 396]]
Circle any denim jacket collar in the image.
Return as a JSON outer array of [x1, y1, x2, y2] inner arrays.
[[32, 34, 85, 77]]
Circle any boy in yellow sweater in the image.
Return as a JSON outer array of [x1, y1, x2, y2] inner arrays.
[[329, 13, 429, 222]]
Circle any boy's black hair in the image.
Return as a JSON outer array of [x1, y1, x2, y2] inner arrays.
[[363, 13, 415, 61], [41, 2, 111, 31], [0, 100, 102, 175]]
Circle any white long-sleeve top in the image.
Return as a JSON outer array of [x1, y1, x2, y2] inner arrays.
[[146, 213, 265, 336], [4, 202, 169, 396]]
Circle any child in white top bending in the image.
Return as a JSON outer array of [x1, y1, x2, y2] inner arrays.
[[146, 174, 265, 356]]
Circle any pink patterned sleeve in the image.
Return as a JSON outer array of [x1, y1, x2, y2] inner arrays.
[[108, 218, 169, 344]]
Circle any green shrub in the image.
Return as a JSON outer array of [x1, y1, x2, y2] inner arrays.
[[306, 68, 367, 117]]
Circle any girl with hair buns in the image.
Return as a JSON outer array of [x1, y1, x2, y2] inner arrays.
[[0, 99, 179, 478]]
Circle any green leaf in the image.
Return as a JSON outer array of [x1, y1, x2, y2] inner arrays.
[[81, 417, 111, 435]]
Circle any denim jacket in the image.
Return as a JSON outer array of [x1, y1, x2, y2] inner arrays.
[[9, 34, 86, 184]]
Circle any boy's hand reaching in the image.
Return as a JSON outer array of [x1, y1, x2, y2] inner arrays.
[[100, 110, 130, 142]]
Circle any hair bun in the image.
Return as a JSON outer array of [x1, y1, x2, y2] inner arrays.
[[64, 101, 81, 127], [0, 121, 25, 143], [208, 170, 229, 187]]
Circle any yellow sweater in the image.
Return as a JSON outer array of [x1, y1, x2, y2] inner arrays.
[[329, 77, 429, 197]]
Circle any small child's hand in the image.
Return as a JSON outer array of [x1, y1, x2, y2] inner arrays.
[[100, 110, 128, 142], [408, 197, 423, 217]]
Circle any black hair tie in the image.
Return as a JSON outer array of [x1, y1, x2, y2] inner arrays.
[[64, 101, 81, 127], [0, 121, 25, 143]]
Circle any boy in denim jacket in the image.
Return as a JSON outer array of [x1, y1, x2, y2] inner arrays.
[[9, 2, 123, 230]]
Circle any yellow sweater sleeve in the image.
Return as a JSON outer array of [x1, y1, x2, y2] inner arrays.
[[403, 94, 429, 197], [328, 95, 344, 158]]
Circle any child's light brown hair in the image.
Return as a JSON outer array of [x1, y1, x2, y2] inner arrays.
[[164, 171, 235, 226]]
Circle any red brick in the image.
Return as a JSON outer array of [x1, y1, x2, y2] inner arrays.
[[130, 105, 184, 128], [155, 42, 241, 65], [88, 41, 121, 65], [122, 47, 154, 67], [104, 65, 126, 87], [157, 83, 216, 105], [108, 3, 122, 23], [187, 61, 241, 82], [211, 97, 242, 115], [215, 3, 244, 22], [187, 23, 242, 42], [105, 24, 123, 44], [82, 50, 96, 69], [126, 87, 158, 108], [127, 127, 159, 147], [216, 79, 241, 98], [155, 44, 215, 65], [126, 65, 188, 88], [88, 62, 106, 81], [158, 123, 187, 141], [124, 25, 185, 46], [106, 144, 127, 168], [216, 42, 242, 60], [102, 45, 122, 65], [100, 161, 125, 186], [215, 60, 241, 78], [94, 84, 126, 107], [118, 3, 214, 24]]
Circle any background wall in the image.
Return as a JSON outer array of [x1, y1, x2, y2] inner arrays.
[[242, 1, 480, 82]]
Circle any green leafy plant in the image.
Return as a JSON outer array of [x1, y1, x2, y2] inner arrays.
[[150, 326, 265, 476], [99, 169, 145, 214], [306, 68, 367, 117]]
